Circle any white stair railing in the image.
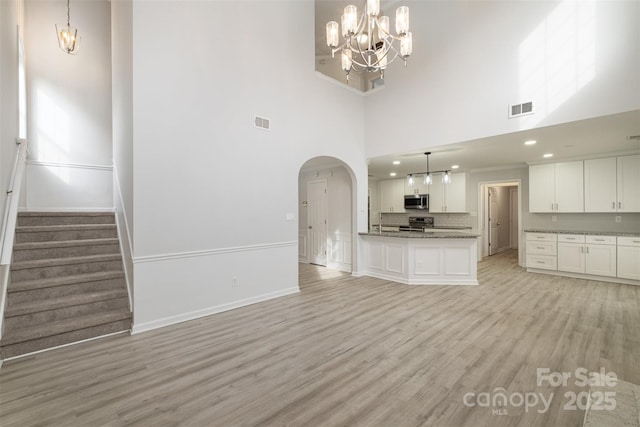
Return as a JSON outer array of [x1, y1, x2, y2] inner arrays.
[[0, 138, 28, 341]]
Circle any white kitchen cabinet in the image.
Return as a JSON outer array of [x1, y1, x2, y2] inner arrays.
[[529, 161, 584, 213], [617, 155, 640, 212], [428, 173, 466, 213], [557, 235, 586, 273], [584, 155, 640, 213], [556, 234, 616, 278], [584, 157, 617, 212], [404, 176, 428, 196], [379, 179, 405, 213], [526, 232, 557, 270], [617, 237, 640, 280]]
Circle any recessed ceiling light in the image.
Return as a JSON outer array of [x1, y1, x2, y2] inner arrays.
[[543, 153, 554, 158], [389, 172, 397, 177], [392, 160, 400, 165], [524, 140, 537, 146], [451, 165, 459, 169]]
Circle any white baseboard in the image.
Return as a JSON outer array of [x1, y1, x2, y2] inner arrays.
[[132, 287, 300, 334], [526, 268, 639, 286]]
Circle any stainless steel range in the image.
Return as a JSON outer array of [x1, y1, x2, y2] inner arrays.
[[399, 216, 434, 232]]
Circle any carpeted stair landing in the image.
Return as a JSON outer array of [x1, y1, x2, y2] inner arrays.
[[0, 212, 131, 359]]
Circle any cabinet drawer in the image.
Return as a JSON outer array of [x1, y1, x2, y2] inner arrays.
[[618, 236, 640, 247], [526, 233, 557, 242], [586, 235, 616, 245], [558, 234, 585, 243], [527, 255, 557, 271], [526, 241, 557, 256]]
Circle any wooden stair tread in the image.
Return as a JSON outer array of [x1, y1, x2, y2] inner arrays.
[[16, 224, 117, 232], [9, 270, 125, 292], [5, 289, 129, 317], [11, 254, 122, 270], [0, 311, 132, 346], [13, 238, 119, 251]]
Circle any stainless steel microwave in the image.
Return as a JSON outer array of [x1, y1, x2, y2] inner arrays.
[[404, 194, 429, 210]]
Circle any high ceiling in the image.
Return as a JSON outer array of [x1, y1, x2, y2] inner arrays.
[[367, 110, 640, 179]]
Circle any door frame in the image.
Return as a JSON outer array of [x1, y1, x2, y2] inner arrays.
[[477, 179, 523, 266], [307, 178, 328, 266]]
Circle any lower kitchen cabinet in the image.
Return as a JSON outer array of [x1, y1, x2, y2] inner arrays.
[[557, 234, 616, 278], [618, 237, 640, 280]]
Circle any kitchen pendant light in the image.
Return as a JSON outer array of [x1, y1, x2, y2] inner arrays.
[[56, 0, 81, 55], [325, 0, 413, 83], [424, 152, 432, 185], [405, 152, 452, 186]]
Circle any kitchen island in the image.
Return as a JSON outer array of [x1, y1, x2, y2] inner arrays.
[[357, 231, 480, 285]]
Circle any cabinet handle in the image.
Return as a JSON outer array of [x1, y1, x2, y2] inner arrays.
[[612, 202, 615, 209], [537, 246, 545, 250], [586, 246, 589, 254], [619, 202, 622, 209], [537, 261, 545, 264], [551, 203, 554, 211], [595, 239, 604, 242]]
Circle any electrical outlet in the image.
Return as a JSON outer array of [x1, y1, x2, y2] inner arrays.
[[615, 216, 622, 223], [551, 216, 557, 222], [232, 276, 238, 287]]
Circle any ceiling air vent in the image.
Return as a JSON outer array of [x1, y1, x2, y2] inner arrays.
[[254, 116, 270, 131], [509, 101, 534, 119]]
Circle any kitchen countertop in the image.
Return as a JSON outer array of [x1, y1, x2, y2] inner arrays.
[[359, 231, 479, 239], [525, 229, 640, 237]]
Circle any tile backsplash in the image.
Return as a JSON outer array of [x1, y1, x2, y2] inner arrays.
[[380, 212, 471, 228]]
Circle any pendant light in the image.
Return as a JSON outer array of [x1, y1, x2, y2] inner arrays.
[[407, 174, 414, 187], [442, 170, 451, 184], [56, 0, 81, 55], [423, 152, 432, 185]]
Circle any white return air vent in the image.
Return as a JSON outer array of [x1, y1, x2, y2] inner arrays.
[[509, 101, 534, 119], [254, 115, 271, 131]]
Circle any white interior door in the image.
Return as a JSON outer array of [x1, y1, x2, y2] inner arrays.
[[308, 180, 328, 266], [510, 188, 519, 249], [489, 188, 499, 256]]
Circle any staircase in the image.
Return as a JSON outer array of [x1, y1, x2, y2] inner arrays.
[[0, 212, 131, 359]]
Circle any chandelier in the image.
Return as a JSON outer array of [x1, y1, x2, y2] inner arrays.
[[407, 152, 452, 187], [56, 0, 81, 55], [325, 0, 412, 82]]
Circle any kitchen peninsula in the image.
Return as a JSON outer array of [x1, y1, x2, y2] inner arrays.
[[357, 230, 479, 285]]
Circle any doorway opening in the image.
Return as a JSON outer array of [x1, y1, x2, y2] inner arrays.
[[298, 157, 356, 273], [478, 181, 522, 266]]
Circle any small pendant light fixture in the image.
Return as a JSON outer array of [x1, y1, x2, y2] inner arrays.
[[407, 174, 414, 187], [424, 152, 432, 185], [56, 0, 81, 55]]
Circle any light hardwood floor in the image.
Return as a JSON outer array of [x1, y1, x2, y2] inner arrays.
[[1, 251, 638, 426]]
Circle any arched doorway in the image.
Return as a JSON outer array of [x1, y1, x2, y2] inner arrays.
[[298, 157, 357, 273]]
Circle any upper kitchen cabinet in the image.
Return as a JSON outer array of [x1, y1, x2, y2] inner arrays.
[[428, 173, 466, 213], [617, 154, 640, 212], [379, 179, 405, 213], [584, 154, 640, 213], [529, 161, 584, 213], [404, 176, 428, 196]]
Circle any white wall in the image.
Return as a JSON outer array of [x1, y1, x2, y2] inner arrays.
[[299, 165, 353, 271], [24, 0, 113, 209], [130, 1, 367, 331], [365, 0, 640, 158], [0, 0, 23, 217], [111, 0, 133, 301]]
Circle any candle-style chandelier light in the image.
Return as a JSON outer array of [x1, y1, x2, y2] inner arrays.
[[325, 0, 412, 82], [56, 0, 81, 55]]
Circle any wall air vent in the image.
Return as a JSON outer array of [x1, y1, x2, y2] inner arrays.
[[509, 101, 534, 119], [254, 116, 270, 131]]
